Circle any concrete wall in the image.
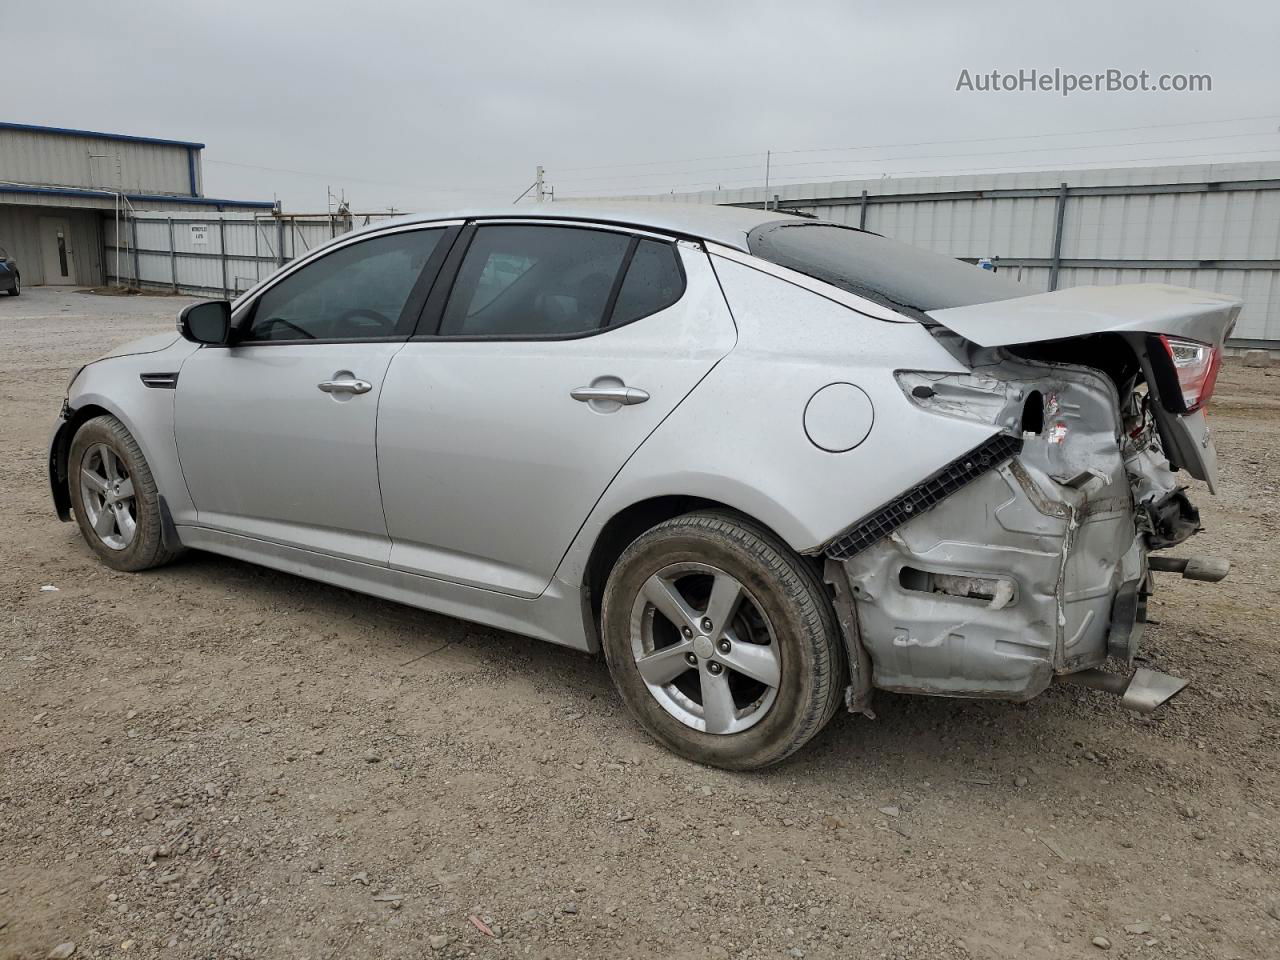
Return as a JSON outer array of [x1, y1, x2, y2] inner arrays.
[[0, 205, 102, 286]]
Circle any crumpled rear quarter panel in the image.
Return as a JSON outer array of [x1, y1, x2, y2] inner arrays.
[[837, 358, 1144, 700]]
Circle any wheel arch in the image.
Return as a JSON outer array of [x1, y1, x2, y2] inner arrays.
[[580, 494, 824, 629], [50, 402, 116, 520], [50, 394, 178, 532]]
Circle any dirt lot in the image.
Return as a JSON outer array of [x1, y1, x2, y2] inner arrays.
[[1, 287, 1277, 960]]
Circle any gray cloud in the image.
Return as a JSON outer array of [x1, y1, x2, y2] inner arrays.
[[11, 0, 1279, 211]]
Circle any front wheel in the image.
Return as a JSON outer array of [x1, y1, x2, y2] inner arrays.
[[6, 274, 18, 296], [600, 511, 844, 769], [68, 415, 182, 571]]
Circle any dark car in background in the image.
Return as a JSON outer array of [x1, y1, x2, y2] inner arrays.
[[0, 245, 20, 296]]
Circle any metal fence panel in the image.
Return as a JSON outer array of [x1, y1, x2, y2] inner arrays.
[[105, 211, 402, 297]]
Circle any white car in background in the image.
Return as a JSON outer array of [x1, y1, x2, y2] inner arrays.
[[49, 203, 1237, 769]]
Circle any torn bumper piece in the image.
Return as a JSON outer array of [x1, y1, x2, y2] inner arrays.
[[825, 434, 1146, 702], [1059, 667, 1189, 713]]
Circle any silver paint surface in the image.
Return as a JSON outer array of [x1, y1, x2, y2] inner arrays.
[[54, 208, 1240, 706]]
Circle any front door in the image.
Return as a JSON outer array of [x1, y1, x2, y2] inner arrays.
[[174, 224, 454, 564], [377, 223, 737, 598], [39, 217, 74, 285]]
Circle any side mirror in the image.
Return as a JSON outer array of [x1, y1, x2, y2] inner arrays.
[[178, 300, 232, 345]]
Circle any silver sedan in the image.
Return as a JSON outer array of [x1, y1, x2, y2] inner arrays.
[[49, 203, 1238, 768]]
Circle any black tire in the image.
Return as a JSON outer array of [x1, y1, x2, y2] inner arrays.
[[6, 274, 18, 296], [68, 414, 183, 572], [600, 511, 844, 770]]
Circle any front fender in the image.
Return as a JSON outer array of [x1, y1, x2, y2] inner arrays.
[[54, 340, 200, 525]]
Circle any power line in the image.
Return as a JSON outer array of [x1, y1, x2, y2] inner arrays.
[[201, 111, 1280, 201], [556, 130, 1280, 186], [558, 146, 1280, 198], [552, 113, 1280, 175]]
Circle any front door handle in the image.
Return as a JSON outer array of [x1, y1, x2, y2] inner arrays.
[[570, 385, 649, 405], [318, 378, 372, 395]]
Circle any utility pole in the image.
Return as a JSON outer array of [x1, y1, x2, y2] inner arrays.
[[513, 167, 551, 204], [763, 150, 771, 210]]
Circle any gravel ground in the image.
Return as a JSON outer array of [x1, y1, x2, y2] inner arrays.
[[1, 287, 1277, 960]]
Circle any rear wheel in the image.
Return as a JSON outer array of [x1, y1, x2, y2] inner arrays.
[[600, 511, 844, 769], [6, 274, 18, 296], [68, 415, 182, 571]]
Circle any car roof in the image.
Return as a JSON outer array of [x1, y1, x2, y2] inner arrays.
[[377, 201, 802, 252]]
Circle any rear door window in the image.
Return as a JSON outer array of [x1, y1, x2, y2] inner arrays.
[[438, 225, 630, 338], [609, 239, 685, 326]]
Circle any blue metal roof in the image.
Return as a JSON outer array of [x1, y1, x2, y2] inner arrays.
[[0, 121, 205, 150], [0, 183, 275, 209]]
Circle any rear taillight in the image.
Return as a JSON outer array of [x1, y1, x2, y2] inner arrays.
[[1157, 335, 1221, 414]]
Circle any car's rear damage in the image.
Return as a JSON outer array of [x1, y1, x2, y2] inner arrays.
[[819, 283, 1241, 714]]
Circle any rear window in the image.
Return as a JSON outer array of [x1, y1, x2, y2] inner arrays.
[[746, 221, 1024, 314]]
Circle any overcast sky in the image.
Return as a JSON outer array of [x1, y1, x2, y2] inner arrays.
[[11, 0, 1280, 212]]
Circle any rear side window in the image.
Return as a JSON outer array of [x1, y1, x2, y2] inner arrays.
[[439, 225, 629, 337], [609, 239, 684, 326], [747, 221, 1024, 315]]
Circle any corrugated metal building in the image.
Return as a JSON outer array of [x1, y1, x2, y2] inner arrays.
[[0, 122, 274, 287], [621, 160, 1280, 347]]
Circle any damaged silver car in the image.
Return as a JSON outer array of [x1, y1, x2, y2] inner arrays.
[[48, 203, 1237, 769]]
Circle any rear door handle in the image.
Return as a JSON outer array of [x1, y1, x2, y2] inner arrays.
[[318, 378, 372, 395], [570, 385, 649, 405]]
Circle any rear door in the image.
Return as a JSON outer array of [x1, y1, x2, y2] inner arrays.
[[174, 223, 457, 563], [376, 221, 736, 598]]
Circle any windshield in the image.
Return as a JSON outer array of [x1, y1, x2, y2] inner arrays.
[[746, 220, 1025, 314]]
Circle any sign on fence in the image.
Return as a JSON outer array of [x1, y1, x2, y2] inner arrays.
[[190, 225, 209, 245]]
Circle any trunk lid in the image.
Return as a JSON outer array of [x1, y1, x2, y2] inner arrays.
[[927, 283, 1241, 492], [925, 283, 1239, 349]]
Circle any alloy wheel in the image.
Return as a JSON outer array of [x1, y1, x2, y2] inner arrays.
[[79, 443, 137, 550], [629, 562, 781, 734]]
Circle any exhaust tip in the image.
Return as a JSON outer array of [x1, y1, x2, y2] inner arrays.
[[1147, 555, 1230, 582], [1061, 666, 1190, 714]]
